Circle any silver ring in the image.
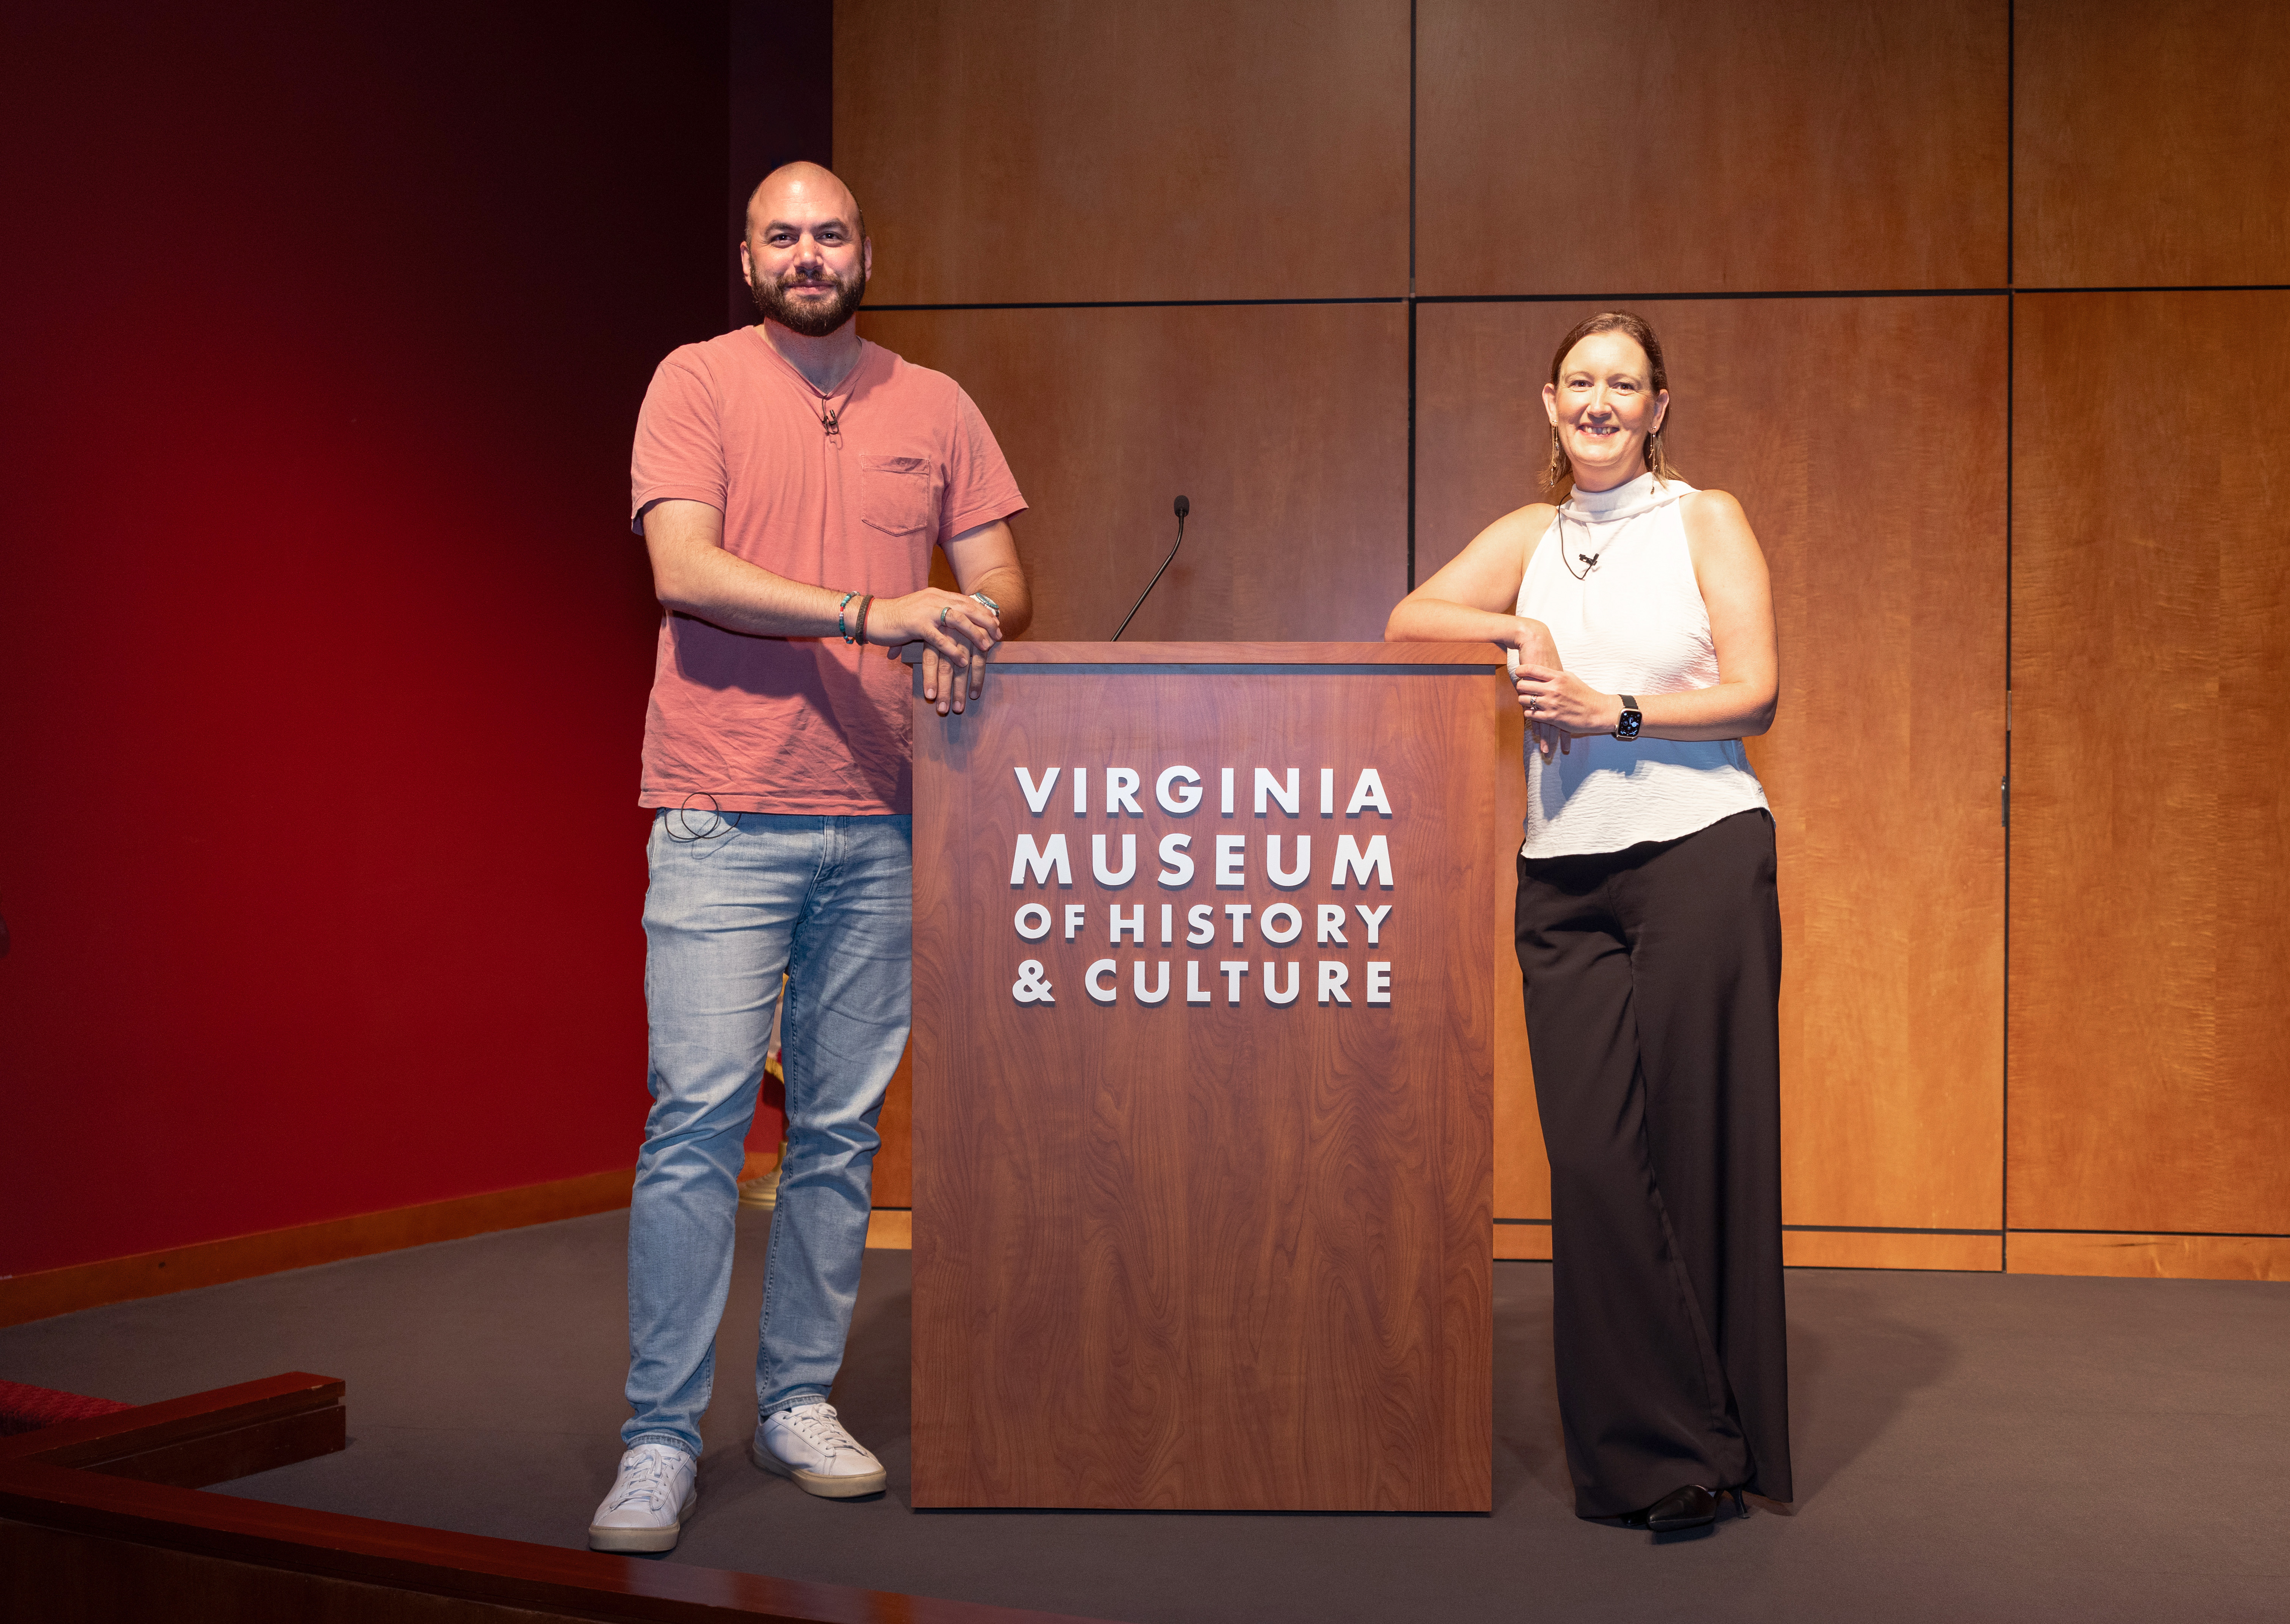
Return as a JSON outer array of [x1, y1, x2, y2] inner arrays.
[[939, 606, 949, 627], [1525, 699, 1538, 714]]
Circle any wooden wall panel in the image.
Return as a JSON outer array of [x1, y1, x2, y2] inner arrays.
[[860, 304, 1408, 641], [1418, 296, 2008, 1235], [835, 0, 1409, 304], [1783, 1231, 2001, 1273], [1492, 1223, 1550, 1261], [1415, 0, 2007, 296], [2007, 1233, 2290, 1283], [2009, 290, 2290, 1235], [2016, 0, 2290, 288]]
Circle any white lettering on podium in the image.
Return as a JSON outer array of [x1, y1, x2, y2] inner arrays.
[[1012, 832, 1071, 887], [1345, 769, 1393, 817], [1330, 834, 1392, 889], [1156, 766, 1202, 814], [1015, 766, 1060, 814], [1093, 832, 1136, 885], [1004, 761, 1403, 1012]]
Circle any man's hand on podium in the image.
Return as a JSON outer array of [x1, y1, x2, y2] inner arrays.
[[871, 588, 1001, 715]]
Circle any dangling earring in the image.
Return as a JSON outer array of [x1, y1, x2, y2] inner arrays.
[[1646, 426, 1661, 472]]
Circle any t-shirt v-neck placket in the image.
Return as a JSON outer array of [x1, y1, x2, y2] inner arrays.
[[749, 327, 871, 447]]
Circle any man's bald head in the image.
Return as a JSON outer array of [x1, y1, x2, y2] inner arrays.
[[739, 162, 872, 338], [745, 161, 866, 250]]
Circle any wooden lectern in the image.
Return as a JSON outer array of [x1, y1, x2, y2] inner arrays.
[[907, 642, 1505, 1511]]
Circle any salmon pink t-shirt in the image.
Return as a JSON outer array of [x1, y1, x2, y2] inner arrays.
[[630, 327, 1025, 815]]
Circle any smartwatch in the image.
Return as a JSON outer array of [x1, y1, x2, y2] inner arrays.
[[1613, 695, 1643, 741]]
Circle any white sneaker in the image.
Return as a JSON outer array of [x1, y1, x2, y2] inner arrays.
[[586, 1442, 698, 1552], [751, 1401, 887, 1498]]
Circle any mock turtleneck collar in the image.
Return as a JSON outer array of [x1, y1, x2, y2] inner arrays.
[[1561, 469, 1689, 523]]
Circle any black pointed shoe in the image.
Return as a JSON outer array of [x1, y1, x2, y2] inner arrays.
[[1618, 1483, 1744, 1532]]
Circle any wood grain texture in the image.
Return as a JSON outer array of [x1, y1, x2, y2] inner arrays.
[[2006, 1233, 2290, 1283], [0, 1169, 635, 1329], [2009, 291, 2290, 1234], [2016, 0, 2290, 288], [1415, 0, 2007, 295], [1489, 694, 1553, 1224], [860, 303, 1409, 644], [911, 655, 1497, 1509], [1418, 296, 2009, 1235], [835, 0, 1408, 304], [1782, 1232, 2000, 1272]]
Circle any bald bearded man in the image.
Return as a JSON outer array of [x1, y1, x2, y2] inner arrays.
[[588, 163, 1031, 1551]]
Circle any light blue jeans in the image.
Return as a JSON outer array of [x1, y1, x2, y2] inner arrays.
[[622, 808, 913, 1458]]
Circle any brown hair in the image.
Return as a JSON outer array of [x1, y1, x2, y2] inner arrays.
[[1542, 310, 1675, 497]]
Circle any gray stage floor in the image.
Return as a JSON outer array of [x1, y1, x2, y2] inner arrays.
[[4, 1207, 2285, 1622]]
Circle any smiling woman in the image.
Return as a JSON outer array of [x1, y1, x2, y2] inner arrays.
[[1386, 310, 1789, 1535]]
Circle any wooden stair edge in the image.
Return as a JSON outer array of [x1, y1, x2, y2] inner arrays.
[[0, 1374, 1121, 1624], [0, 1371, 343, 1468]]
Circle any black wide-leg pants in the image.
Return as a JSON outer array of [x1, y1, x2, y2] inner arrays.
[[1514, 807, 1791, 1517]]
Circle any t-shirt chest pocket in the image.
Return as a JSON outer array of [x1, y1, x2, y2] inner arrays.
[[858, 454, 937, 538]]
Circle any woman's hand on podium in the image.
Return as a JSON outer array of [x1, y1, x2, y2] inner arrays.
[[1500, 616, 1572, 760], [870, 588, 1002, 715]]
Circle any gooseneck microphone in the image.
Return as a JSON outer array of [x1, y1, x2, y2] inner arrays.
[[1111, 495, 1190, 641]]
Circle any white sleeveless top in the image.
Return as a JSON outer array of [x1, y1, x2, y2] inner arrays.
[[1513, 472, 1768, 858]]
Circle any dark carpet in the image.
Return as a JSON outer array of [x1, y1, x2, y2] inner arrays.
[[3, 1207, 2284, 1622]]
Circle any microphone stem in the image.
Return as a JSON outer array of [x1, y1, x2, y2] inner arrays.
[[1111, 514, 1186, 641]]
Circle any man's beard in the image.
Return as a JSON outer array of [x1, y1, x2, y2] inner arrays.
[[751, 264, 866, 336]]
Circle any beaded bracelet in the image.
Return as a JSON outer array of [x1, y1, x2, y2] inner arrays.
[[854, 594, 875, 647], [837, 591, 859, 644]]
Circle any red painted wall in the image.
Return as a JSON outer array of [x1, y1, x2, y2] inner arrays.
[[0, 3, 730, 1275]]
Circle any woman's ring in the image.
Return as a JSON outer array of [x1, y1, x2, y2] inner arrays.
[[939, 606, 949, 627]]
